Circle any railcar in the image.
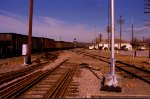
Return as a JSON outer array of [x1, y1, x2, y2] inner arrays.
[[0, 33, 28, 58], [55, 41, 75, 50], [0, 33, 86, 58], [0, 33, 45, 58], [41, 37, 55, 51]]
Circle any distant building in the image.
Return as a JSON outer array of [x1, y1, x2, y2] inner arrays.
[[89, 39, 132, 50]]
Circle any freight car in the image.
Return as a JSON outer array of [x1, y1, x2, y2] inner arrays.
[[41, 37, 55, 51], [0, 33, 78, 58], [0, 33, 55, 58], [0, 33, 28, 58], [55, 41, 74, 50]]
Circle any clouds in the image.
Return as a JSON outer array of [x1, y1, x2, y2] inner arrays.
[[33, 16, 96, 42], [0, 14, 28, 34], [0, 10, 96, 42]]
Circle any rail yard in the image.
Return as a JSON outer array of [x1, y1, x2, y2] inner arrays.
[[0, 0, 150, 98], [0, 48, 149, 98]]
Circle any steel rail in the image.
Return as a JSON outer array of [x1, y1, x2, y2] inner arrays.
[[0, 59, 68, 98], [0, 56, 57, 85], [73, 50, 150, 84], [44, 65, 77, 98]]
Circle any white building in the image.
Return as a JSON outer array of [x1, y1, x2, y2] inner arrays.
[[89, 39, 133, 50]]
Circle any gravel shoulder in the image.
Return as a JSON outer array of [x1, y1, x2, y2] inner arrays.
[[65, 50, 150, 98], [0, 49, 149, 98]]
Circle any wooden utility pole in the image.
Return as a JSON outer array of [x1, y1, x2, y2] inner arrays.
[[27, 0, 34, 64], [117, 16, 125, 49]]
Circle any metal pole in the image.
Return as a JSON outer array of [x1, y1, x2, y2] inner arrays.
[[110, 0, 115, 76], [27, 0, 33, 64]]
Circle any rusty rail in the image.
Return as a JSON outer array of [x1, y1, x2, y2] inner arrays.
[[0, 56, 57, 85], [0, 59, 68, 98], [44, 65, 77, 98], [73, 50, 150, 84]]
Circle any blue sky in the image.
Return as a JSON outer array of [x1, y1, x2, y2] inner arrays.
[[0, 0, 149, 42]]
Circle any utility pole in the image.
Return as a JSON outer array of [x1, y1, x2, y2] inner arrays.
[[132, 23, 134, 46], [131, 20, 136, 58], [99, 34, 102, 43], [143, 36, 145, 43], [94, 26, 97, 49], [117, 16, 125, 49], [102, 0, 122, 92], [144, 0, 150, 58], [110, 0, 115, 76], [27, 0, 34, 64], [99, 0, 123, 92], [107, 0, 111, 49]]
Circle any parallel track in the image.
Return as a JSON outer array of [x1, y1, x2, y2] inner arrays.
[[73, 50, 150, 84], [0, 59, 78, 98], [0, 56, 57, 85]]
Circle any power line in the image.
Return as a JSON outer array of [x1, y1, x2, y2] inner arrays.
[[134, 25, 150, 34]]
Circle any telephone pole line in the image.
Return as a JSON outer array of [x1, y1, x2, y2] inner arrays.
[[27, 0, 34, 64], [117, 16, 125, 49]]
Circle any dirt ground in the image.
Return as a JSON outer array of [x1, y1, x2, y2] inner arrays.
[[0, 49, 150, 98], [64, 50, 150, 98]]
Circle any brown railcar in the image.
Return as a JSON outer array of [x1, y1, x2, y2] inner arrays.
[[0, 33, 28, 58], [0, 33, 82, 58], [63, 42, 74, 49], [41, 37, 55, 51], [32, 37, 42, 52], [55, 41, 74, 50], [55, 41, 64, 49]]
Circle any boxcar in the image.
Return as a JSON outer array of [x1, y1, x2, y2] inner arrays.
[[63, 42, 74, 49], [0, 33, 80, 58], [55, 41, 64, 49], [55, 41, 74, 50], [41, 37, 55, 51], [32, 37, 42, 52], [0, 33, 28, 58]]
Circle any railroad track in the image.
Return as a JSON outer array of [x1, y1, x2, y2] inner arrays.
[[0, 56, 57, 86], [73, 50, 150, 84], [0, 59, 79, 98]]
